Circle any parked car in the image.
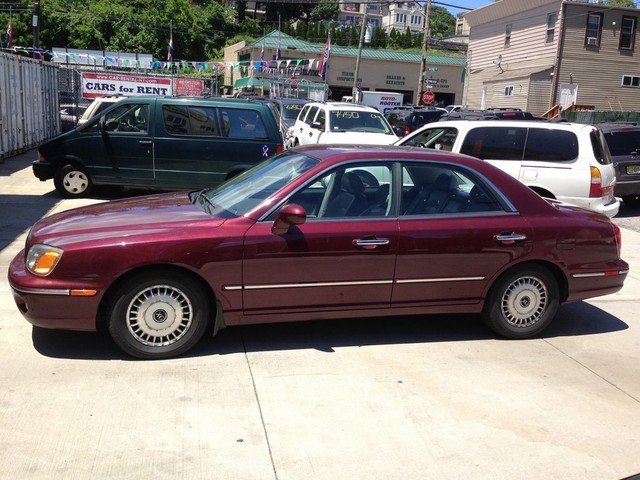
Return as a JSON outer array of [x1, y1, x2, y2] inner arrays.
[[384, 107, 447, 137], [396, 120, 620, 217], [290, 102, 398, 146], [33, 96, 284, 198], [268, 97, 309, 128], [598, 123, 640, 208], [76, 94, 125, 127], [9, 145, 628, 359], [59, 104, 86, 132]]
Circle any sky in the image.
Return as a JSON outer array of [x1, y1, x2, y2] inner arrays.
[[438, 0, 494, 15]]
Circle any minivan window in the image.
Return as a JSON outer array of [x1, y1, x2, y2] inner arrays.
[[460, 127, 527, 160], [93, 103, 149, 134], [220, 108, 268, 139], [524, 128, 578, 161], [591, 130, 613, 165], [162, 104, 221, 137], [460, 127, 579, 162]]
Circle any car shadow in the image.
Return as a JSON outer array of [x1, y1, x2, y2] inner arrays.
[[31, 301, 628, 361]]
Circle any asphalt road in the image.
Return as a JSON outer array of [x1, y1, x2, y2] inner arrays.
[[1, 150, 640, 480]]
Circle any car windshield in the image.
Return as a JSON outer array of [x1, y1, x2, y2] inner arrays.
[[329, 111, 393, 134], [282, 103, 305, 121], [191, 151, 319, 217]]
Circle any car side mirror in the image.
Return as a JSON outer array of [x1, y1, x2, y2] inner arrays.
[[97, 116, 106, 133], [272, 203, 306, 235]]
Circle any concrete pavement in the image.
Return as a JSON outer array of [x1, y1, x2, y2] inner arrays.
[[1, 150, 640, 480]]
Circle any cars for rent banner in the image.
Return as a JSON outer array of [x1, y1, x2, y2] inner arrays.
[[81, 73, 172, 98]]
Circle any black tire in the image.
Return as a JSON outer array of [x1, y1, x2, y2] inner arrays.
[[622, 195, 640, 208], [482, 265, 559, 339], [54, 164, 93, 198], [108, 271, 211, 359]]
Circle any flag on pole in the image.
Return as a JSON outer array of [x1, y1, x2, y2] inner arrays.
[[318, 33, 331, 81], [260, 42, 264, 60], [6, 22, 13, 48], [167, 33, 174, 62], [276, 33, 281, 62]]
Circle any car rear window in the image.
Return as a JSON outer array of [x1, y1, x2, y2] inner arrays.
[[523, 128, 578, 161], [603, 130, 640, 156]]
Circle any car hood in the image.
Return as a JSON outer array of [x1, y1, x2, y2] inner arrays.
[[28, 192, 224, 246], [321, 132, 399, 145]]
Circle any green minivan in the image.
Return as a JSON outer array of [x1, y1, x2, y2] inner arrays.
[[34, 96, 285, 197]]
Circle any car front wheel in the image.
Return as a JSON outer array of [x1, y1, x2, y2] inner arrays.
[[54, 164, 93, 198], [108, 271, 211, 359], [482, 265, 559, 339]]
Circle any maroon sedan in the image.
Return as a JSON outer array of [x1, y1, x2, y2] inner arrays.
[[9, 145, 629, 359]]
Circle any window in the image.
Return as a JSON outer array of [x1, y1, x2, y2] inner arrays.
[[586, 12, 603, 46], [622, 75, 640, 87], [101, 103, 149, 134], [504, 85, 514, 96], [396, 13, 407, 24], [620, 16, 637, 50], [523, 129, 578, 161], [411, 15, 423, 26], [505, 24, 512, 47], [220, 109, 268, 139], [460, 127, 527, 161], [400, 164, 503, 215], [399, 127, 459, 149], [289, 164, 393, 218], [546, 13, 557, 43]]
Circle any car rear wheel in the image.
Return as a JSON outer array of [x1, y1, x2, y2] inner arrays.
[[482, 265, 559, 339], [54, 164, 93, 198], [622, 195, 640, 208], [108, 271, 210, 359]]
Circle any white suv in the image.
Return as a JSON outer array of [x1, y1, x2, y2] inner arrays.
[[396, 120, 620, 217], [76, 94, 125, 127], [289, 102, 398, 147]]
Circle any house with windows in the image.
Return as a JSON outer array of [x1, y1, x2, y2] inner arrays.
[[462, 0, 640, 115]]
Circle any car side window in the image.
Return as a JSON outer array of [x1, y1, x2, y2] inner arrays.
[[220, 108, 268, 139], [187, 107, 220, 137], [401, 163, 503, 215], [304, 106, 319, 126], [404, 127, 459, 149], [104, 103, 150, 134], [524, 128, 578, 161], [460, 127, 527, 160], [289, 164, 394, 219], [163, 104, 191, 135]]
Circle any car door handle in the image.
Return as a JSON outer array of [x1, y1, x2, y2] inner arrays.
[[139, 140, 153, 145], [353, 238, 390, 250], [494, 232, 527, 244]]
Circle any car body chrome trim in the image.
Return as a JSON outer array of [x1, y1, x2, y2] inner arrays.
[[396, 276, 486, 284], [224, 280, 393, 291], [11, 285, 70, 296], [572, 270, 627, 278], [224, 276, 485, 291]]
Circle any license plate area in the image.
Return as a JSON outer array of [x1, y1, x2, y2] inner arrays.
[[627, 165, 640, 174]]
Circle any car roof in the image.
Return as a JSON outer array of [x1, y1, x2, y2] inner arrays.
[[307, 102, 380, 112], [427, 119, 594, 131]]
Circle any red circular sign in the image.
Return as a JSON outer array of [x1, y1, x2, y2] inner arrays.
[[422, 90, 435, 105]]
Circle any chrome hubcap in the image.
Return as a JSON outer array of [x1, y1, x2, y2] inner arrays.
[[126, 285, 193, 346], [501, 275, 547, 328], [63, 171, 88, 194]]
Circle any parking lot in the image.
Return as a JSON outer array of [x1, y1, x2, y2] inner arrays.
[[1, 150, 640, 480]]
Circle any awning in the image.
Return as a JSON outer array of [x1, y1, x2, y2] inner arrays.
[[233, 77, 271, 90]]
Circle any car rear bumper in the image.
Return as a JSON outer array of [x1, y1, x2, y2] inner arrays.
[[614, 179, 640, 197]]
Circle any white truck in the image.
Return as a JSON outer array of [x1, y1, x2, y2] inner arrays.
[[341, 91, 404, 113]]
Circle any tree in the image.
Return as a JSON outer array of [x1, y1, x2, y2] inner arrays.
[[429, 6, 455, 39], [310, 1, 340, 23], [605, 0, 636, 6]]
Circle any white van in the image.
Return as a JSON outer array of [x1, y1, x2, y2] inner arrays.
[[396, 120, 620, 217]]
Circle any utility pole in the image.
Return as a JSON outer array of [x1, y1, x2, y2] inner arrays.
[[416, 0, 432, 105], [32, 1, 40, 59], [352, 3, 368, 103]]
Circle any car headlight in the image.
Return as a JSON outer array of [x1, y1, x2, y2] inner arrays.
[[26, 244, 64, 276]]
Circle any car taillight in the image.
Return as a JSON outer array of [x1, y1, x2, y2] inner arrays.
[[589, 166, 604, 198], [612, 222, 622, 257], [276, 144, 284, 154]]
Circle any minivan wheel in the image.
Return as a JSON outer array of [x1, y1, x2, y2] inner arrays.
[[108, 271, 210, 359], [54, 164, 94, 198], [482, 265, 559, 339], [622, 195, 640, 208]]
